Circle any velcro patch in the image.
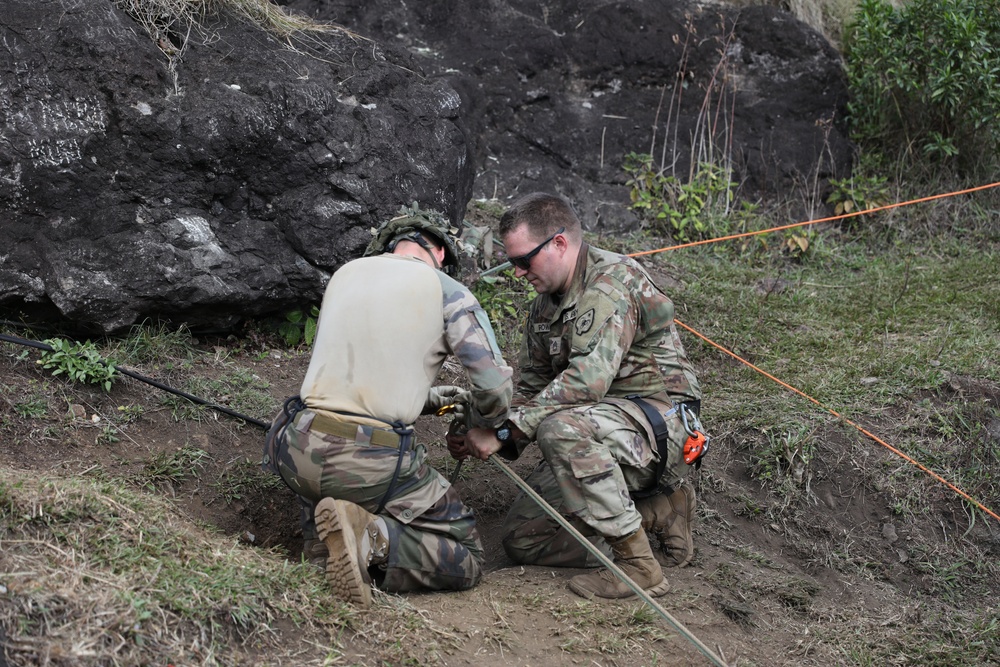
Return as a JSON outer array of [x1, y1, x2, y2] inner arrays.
[[549, 337, 562, 355], [575, 308, 596, 336], [571, 295, 616, 352]]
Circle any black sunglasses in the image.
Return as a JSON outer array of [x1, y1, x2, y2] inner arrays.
[[507, 227, 564, 270]]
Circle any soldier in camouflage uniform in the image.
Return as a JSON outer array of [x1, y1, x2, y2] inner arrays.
[[459, 192, 703, 600], [263, 205, 513, 607]]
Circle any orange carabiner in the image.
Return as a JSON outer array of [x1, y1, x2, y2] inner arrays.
[[683, 430, 708, 465]]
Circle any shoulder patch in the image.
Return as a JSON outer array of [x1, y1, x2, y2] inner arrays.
[[570, 292, 618, 353], [533, 322, 550, 333]]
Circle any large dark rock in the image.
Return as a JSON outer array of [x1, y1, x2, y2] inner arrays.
[[1, 0, 853, 332], [287, 0, 854, 229], [1, 0, 473, 332]]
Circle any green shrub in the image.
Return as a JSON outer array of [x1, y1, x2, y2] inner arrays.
[[277, 306, 319, 347], [623, 152, 735, 243], [38, 339, 118, 391], [471, 270, 533, 351], [845, 0, 1000, 175]]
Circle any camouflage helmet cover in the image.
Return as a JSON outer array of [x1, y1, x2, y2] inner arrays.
[[364, 202, 462, 272]]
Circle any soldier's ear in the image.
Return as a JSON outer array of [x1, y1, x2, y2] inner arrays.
[[431, 244, 446, 267]]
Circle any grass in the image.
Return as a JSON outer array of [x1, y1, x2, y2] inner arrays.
[[111, 0, 359, 44], [110, 320, 196, 369], [138, 444, 211, 490], [656, 224, 999, 504], [547, 598, 671, 657], [0, 469, 352, 666], [834, 606, 1000, 666], [212, 456, 283, 504], [157, 368, 278, 423]]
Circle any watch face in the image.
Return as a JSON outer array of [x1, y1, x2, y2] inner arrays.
[[497, 427, 511, 442]]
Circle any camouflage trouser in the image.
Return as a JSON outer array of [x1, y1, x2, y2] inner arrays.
[[501, 400, 688, 567], [274, 409, 484, 593]]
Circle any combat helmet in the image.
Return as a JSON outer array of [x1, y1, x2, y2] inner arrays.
[[364, 202, 462, 274]]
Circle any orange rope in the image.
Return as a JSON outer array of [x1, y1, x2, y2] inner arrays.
[[628, 181, 1000, 258], [674, 319, 1000, 524]]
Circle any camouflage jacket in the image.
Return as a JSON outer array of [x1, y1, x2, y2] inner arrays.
[[508, 244, 701, 444]]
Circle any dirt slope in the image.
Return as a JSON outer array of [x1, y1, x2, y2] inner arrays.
[[2, 259, 998, 665]]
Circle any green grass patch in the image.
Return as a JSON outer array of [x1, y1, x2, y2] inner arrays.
[[0, 469, 351, 665], [212, 456, 284, 504]]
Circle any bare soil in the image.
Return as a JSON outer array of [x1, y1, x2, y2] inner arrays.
[[1, 312, 998, 666]]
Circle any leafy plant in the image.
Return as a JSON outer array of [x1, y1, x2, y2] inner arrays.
[[826, 174, 890, 218], [623, 152, 735, 243], [14, 398, 48, 419], [750, 426, 816, 494], [38, 338, 118, 391], [115, 404, 145, 424], [844, 0, 1000, 175], [471, 270, 533, 350], [781, 231, 813, 260], [277, 306, 319, 348], [96, 424, 121, 446]]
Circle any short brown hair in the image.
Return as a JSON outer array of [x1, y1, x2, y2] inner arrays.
[[499, 192, 581, 242]]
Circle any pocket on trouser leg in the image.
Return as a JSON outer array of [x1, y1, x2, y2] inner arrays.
[[662, 414, 692, 486], [568, 451, 628, 521]]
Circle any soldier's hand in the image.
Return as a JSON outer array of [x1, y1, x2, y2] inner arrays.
[[445, 421, 470, 460], [465, 427, 503, 461], [422, 385, 471, 415]]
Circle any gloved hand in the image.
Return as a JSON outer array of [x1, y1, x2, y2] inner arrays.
[[422, 385, 471, 415], [446, 420, 470, 460]]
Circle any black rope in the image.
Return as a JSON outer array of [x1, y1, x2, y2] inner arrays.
[[0, 332, 269, 430], [375, 421, 415, 513]]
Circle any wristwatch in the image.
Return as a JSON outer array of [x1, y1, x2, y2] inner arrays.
[[495, 423, 514, 445]]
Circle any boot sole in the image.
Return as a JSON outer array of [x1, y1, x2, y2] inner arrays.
[[315, 497, 372, 608]]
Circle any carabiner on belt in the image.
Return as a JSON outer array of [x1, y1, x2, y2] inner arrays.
[[679, 403, 709, 465]]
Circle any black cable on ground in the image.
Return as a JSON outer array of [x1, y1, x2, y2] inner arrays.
[[0, 332, 270, 430]]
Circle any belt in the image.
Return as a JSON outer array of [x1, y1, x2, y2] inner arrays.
[[308, 412, 403, 447]]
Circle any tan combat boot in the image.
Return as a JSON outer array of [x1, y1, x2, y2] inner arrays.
[[315, 497, 388, 608], [636, 481, 696, 568], [567, 527, 670, 600]]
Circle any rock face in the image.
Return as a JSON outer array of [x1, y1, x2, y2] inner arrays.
[[1, 0, 473, 332], [1, 0, 852, 332], [287, 0, 854, 230]]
